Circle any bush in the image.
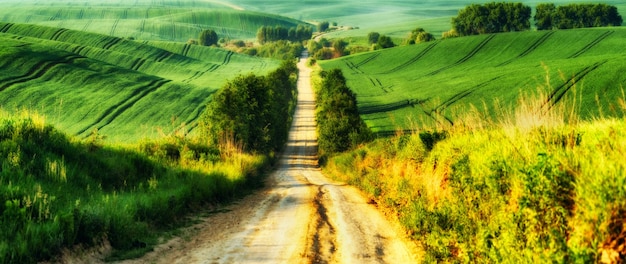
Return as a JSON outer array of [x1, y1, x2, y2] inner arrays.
[[315, 69, 372, 160], [199, 60, 297, 153]]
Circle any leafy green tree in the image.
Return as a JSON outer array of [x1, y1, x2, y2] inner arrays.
[[535, 3, 556, 30], [407, 28, 435, 44], [375, 35, 395, 49], [452, 2, 531, 36], [367, 32, 380, 44], [318, 21, 330, 32], [316, 69, 372, 156], [332, 39, 348, 57], [199, 29, 218, 46]]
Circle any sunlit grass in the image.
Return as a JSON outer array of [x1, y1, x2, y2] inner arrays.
[[323, 83, 626, 262]]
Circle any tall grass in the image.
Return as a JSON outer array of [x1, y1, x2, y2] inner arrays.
[[323, 84, 626, 262], [0, 110, 271, 263]]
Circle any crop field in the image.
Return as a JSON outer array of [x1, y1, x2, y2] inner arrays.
[[320, 28, 626, 135], [0, 0, 308, 42], [229, 0, 625, 38], [0, 22, 278, 142]]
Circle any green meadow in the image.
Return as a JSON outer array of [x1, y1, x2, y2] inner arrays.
[[0, 0, 308, 42], [320, 28, 626, 135], [0, 22, 279, 142]]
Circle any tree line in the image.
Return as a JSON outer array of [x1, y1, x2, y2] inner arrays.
[[200, 60, 298, 154], [452, 2, 622, 36], [256, 25, 313, 44], [535, 3, 623, 30]]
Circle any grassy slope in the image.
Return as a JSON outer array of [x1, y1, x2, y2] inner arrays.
[[0, 0, 309, 42], [320, 28, 626, 135], [0, 22, 278, 142]]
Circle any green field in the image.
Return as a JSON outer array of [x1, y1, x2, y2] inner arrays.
[[320, 28, 626, 135], [0, 22, 279, 142], [0, 0, 309, 42], [229, 0, 626, 38]]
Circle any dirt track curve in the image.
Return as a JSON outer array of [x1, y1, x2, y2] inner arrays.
[[114, 51, 419, 264]]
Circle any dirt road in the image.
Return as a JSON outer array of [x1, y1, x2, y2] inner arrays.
[[117, 51, 418, 264]]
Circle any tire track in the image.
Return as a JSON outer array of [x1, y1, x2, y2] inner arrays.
[[50, 28, 69, 41], [110, 19, 120, 36], [430, 76, 502, 125], [498, 31, 555, 67], [428, 34, 495, 76], [155, 50, 172, 62], [181, 43, 191, 57], [0, 23, 15, 33], [381, 41, 439, 74], [82, 20, 92, 32], [568, 31, 614, 59], [77, 9, 84, 20], [102, 36, 122, 50], [77, 78, 172, 135], [543, 60, 606, 110], [353, 53, 380, 68], [222, 50, 233, 65], [344, 61, 364, 74], [0, 54, 84, 92]]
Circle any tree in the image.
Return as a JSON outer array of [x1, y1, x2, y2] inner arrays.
[[332, 39, 348, 57], [375, 35, 395, 49], [452, 2, 531, 36], [367, 32, 380, 44], [535, 3, 556, 30], [199, 29, 218, 46], [318, 21, 330, 32], [407, 28, 435, 44]]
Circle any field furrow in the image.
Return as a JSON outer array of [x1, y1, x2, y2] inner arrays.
[[0, 54, 84, 92], [381, 41, 438, 74], [110, 19, 120, 36], [102, 37, 123, 49], [498, 31, 555, 66], [545, 60, 607, 110], [354, 53, 380, 68], [568, 31, 614, 58], [428, 34, 495, 76], [222, 51, 233, 65], [50, 28, 69, 41], [0, 23, 14, 33], [77, 78, 172, 135]]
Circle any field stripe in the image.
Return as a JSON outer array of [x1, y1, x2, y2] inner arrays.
[[498, 31, 555, 66], [110, 19, 120, 36], [568, 31, 614, 59], [82, 20, 92, 31], [50, 28, 69, 41], [543, 60, 607, 110], [428, 34, 495, 76], [222, 51, 233, 65], [360, 98, 428, 115], [380, 41, 438, 74], [353, 53, 380, 68], [0, 23, 14, 33], [0, 54, 84, 92], [102, 37, 123, 50], [78, 78, 172, 135]]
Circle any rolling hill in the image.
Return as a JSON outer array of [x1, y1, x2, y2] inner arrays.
[[0, 0, 310, 42], [320, 28, 626, 135], [0, 22, 279, 142]]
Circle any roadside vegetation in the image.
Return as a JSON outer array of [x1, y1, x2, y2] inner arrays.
[[0, 54, 297, 262], [323, 88, 626, 262]]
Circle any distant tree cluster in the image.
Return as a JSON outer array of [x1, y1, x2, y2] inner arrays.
[[535, 3, 623, 30], [452, 2, 531, 36], [406, 28, 435, 44], [256, 25, 313, 44]]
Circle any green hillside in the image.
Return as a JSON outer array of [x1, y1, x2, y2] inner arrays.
[[320, 28, 626, 135], [0, 22, 278, 142], [0, 0, 309, 42]]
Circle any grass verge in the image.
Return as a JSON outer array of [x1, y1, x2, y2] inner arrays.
[[322, 91, 626, 262], [0, 110, 272, 263]]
